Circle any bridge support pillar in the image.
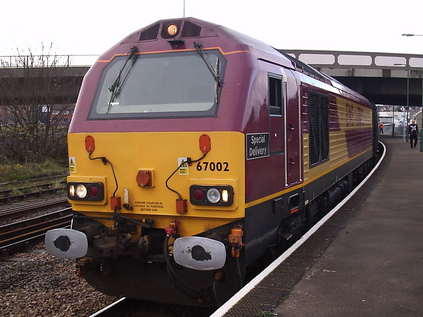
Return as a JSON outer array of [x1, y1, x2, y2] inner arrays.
[[420, 129, 423, 152]]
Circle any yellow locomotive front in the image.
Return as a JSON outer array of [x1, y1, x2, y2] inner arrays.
[[60, 132, 246, 304], [45, 18, 253, 304], [66, 131, 245, 236]]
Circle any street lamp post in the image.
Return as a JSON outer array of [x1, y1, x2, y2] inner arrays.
[[394, 63, 410, 142], [402, 33, 423, 151], [406, 68, 410, 143]]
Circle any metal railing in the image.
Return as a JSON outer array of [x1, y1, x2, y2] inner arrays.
[[0, 54, 98, 68], [282, 49, 423, 70], [2, 50, 422, 70]]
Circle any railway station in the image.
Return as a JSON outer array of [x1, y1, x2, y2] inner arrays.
[[1, 4, 423, 317]]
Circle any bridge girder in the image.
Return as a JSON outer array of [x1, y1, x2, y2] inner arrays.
[[0, 67, 88, 105], [335, 76, 423, 106]]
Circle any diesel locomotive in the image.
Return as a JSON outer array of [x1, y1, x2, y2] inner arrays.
[[45, 17, 378, 305]]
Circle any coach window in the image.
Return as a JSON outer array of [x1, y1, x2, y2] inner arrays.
[[309, 93, 329, 166], [268, 75, 283, 116]]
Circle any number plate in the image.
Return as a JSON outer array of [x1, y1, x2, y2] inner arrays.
[[196, 161, 230, 172]]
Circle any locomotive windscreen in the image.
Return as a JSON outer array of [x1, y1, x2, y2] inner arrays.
[[89, 50, 224, 119]]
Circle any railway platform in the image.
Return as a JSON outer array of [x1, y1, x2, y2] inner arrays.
[[220, 137, 423, 317]]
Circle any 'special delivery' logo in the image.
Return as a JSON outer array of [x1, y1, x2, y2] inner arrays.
[[246, 133, 270, 160]]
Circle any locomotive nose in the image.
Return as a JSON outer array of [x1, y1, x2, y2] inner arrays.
[[45, 228, 88, 259]]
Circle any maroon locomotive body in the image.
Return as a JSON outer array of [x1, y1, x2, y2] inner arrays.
[[45, 18, 377, 305]]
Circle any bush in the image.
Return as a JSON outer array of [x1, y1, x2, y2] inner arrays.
[[0, 123, 68, 163], [0, 50, 72, 165]]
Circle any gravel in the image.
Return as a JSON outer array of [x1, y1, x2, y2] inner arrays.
[[0, 243, 117, 316]]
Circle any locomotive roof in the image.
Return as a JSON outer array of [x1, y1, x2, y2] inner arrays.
[[217, 21, 372, 106], [118, 17, 372, 106]]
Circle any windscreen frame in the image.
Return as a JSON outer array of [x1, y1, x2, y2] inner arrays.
[[88, 50, 226, 120]]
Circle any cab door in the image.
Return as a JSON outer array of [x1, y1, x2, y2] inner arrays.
[[267, 66, 302, 188], [268, 73, 284, 155], [284, 70, 302, 187]]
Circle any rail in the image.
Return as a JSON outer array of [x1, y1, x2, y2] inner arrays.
[[88, 298, 127, 317], [0, 197, 68, 221], [0, 179, 67, 204], [0, 207, 72, 250], [0, 173, 67, 188]]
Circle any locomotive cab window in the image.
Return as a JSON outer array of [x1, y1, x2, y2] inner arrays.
[[309, 93, 329, 166], [89, 50, 225, 119], [268, 75, 283, 116]]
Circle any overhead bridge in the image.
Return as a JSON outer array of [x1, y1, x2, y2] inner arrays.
[[0, 55, 93, 105], [0, 51, 422, 106], [281, 49, 423, 106]]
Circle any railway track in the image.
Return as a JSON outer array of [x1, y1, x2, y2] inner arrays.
[[89, 298, 127, 317], [0, 173, 67, 188], [0, 197, 68, 221], [0, 175, 67, 204], [0, 207, 72, 250], [89, 297, 213, 317]]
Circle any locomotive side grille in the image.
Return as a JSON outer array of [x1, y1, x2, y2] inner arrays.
[[309, 93, 329, 166], [139, 23, 160, 41], [181, 21, 201, 37], [309, 94, 320, 165], [320, 98, 329, 160]]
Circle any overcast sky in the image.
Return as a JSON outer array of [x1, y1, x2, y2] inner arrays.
[[1, 0, 422, 57]]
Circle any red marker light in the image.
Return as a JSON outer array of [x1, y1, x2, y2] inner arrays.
[[136, 170, 153, 187], [111, 196, 122, 210], [193, 189, 205, 201], [89, 185, 98, 197], [199, 134, 211, 153], [85, 136, 95, 154], [176, 199, 188, 214]]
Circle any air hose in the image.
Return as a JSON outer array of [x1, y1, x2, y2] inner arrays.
[[163, 235, 204, 299]]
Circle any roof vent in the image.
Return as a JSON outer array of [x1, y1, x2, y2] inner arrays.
[[182, 21, 201, 37], [139, 23, 160, 41]]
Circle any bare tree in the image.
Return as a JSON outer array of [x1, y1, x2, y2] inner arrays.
[[0, 45, 76, 163]]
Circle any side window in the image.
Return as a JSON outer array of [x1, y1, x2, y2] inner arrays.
[[268, 75, 283, 116], [309, 93, 329, 166]]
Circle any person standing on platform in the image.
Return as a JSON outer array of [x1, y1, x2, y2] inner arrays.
[[408, 120, 419, 148], [379, 122, 384, 134]]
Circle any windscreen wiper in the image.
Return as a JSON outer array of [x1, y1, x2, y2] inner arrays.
[[106, 46, 139, 113], [193, 42, 223, 101]]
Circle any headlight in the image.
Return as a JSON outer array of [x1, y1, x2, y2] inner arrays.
[[207, 188, 221, 204], [190, 185, 234, 206], [221, 189, 229, 203], [76, 184, 87, 198], [69, 185, 75, 197], [67, 182, 104, 201]]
